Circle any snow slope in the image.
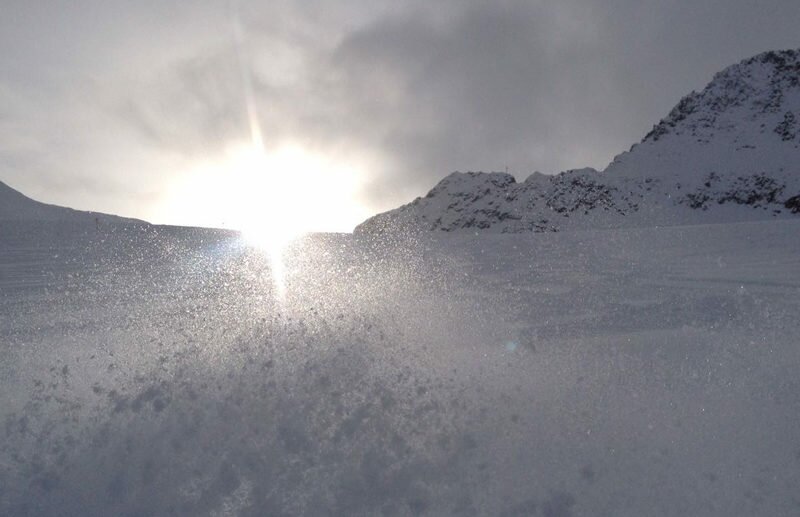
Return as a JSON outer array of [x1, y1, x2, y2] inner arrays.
[[1, 220, 799, 516], [0, 180, 145, 224], [356, 49, 800, 234]]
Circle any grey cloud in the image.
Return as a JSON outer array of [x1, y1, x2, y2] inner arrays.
[[299, 0, 800, 207], [113, 2, 626, 207], [117, 51, 248, 156], [311, 3, 633, 202], [3, 0, 799, 223]]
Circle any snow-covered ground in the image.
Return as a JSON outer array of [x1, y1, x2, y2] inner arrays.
[[1, 219, 799, 516]]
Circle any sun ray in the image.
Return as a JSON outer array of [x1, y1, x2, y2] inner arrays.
[[156, 3, 372, 302], [231, 1, 288, 298]]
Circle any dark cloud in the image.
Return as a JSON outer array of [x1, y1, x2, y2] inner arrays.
[[326, 3, 616, 198], [1, 0, 798, 224], [313, 0, 800, 205]]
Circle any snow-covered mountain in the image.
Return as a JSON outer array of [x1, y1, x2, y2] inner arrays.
[[356, 49, 800, 234], [0, 180, 144, 224]]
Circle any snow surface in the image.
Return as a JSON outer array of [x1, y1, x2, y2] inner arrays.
[[2, 219, 799, 516]]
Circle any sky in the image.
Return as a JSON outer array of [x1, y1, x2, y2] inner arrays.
[[1, 0, 798, 231]]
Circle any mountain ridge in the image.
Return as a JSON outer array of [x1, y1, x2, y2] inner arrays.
[[356, 48, 800, 235], [0, 180, 146, 224]]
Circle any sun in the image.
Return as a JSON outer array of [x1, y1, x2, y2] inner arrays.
[[159, 140, 372, 298], [227, 144, 306, 251], [227, 142, 370, 242], [163, 141, 370, 239]]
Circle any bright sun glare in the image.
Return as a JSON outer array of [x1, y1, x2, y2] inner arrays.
[[155, 5, 374, 299], [162, 141, 371, 298], [167, 142, 369, 240]]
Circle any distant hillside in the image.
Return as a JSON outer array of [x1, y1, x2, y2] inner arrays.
[[0, 180, 146, 224], [356, 49, 800, 234]]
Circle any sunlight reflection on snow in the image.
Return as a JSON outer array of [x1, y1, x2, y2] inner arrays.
[[2, 221, 800, 515], [239, 231, 292, 303]]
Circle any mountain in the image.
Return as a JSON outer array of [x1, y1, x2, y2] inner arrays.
[[0, 180, 145, 224], [356, 49, 800, 235]]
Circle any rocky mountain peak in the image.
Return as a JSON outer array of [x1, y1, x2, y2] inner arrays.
[[356, 49, 800, 235], [425, 172, 517, 199], [643, 48, 800, 144]]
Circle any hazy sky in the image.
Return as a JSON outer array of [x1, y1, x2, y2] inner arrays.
[[1, 0, 798, 230]]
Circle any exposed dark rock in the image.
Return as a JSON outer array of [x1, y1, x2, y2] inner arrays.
[[785, 195, 800, 213], [774, 111, 797, 141]]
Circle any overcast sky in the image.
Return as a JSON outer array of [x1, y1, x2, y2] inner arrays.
[[1, 0, 798, 230]]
